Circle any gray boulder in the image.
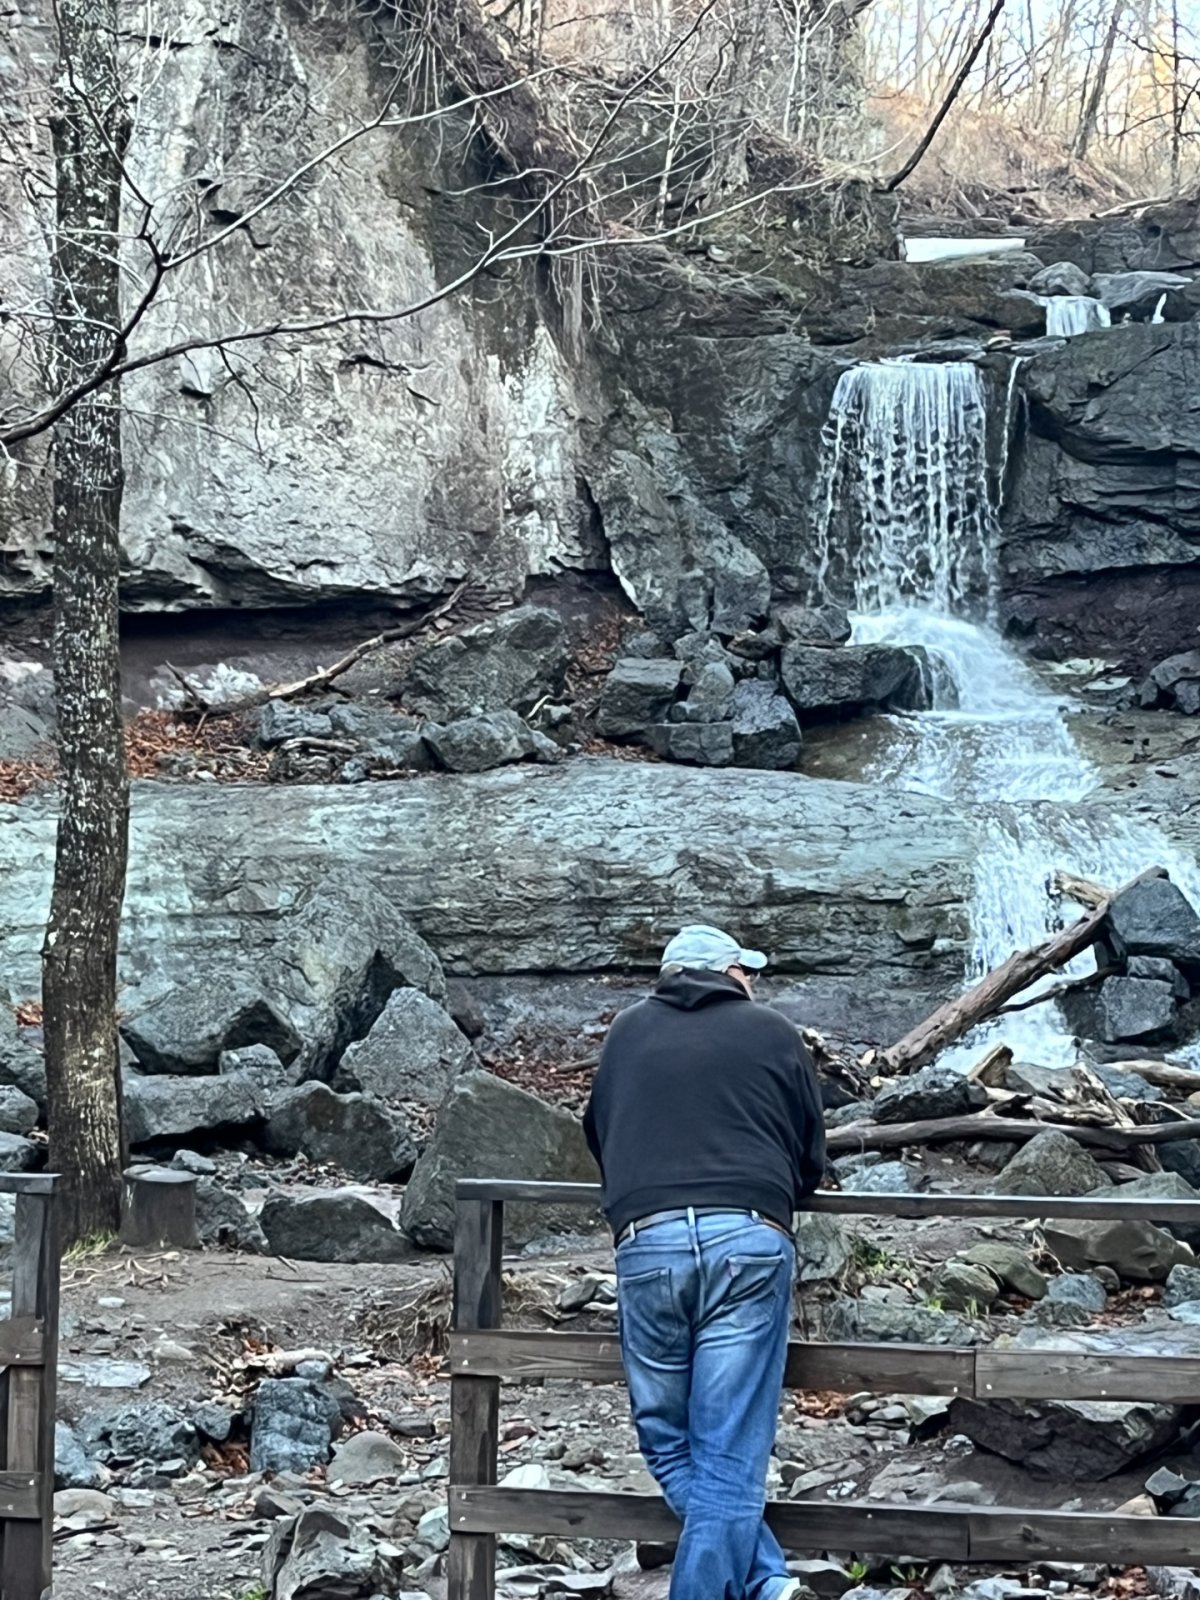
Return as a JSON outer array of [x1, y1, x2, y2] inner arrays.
[[840, 1160, 915, 1194], [263, 1084, 416, 1180], [873, 1065, 986, 1124], [1118, 1171, 1200, 1252], [676, 663, 736, 724], [405, 607, 568, 720], [1105, 876, 1200, 966], [1140, 650, 1200, 714], [775, 603, 851, 645], [194, 1177, 267, 1253], [729, 680, 802, 770], [55, 1422, 101, 1490], [87, 1401, 199, 1464], [0, 1021, 46, 1111], [259, 1192, 415, 1263], [123, 1071, 262, 1147], [1047, 1273, 1107, 1312], [823, 1298, 977, 1345], [780, 643, 929, 716], [1094, 270, 1191, 318], [1030, 262, 1091, 298], [250, 1378, 343, 1474], [423, 710, 553, 773], [710, 539, 771, 635], [0, 1084, 37, 1135], [1164, 1263, 1200, 1308], [262, 1505, 406, 1600], [961, 1243, 1047, 1300], [595, 659, 683, 738], [400, 1068, 599, 1250], [329, 1430, 410, 1487], [1044, 1217, 1192, 1283], [120, 983, 302, 1076], [0, 1132, 38, 1172], [646, 722, 734, 767], [993, 1130, 1112, 1196], [255, 703, 335, 749], [948, 1393, 1179, 1480], [1093, 1062, 1165, 1101], [931, 1260, 1000, 1312], [218, 1043, 290, 1091], [792, 1213, 851, 1283], [335, 987, 475, 1106], [1095, 976, 1177, 1042]]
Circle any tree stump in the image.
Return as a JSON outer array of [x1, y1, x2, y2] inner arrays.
[[120, 1168, 198, 1250]]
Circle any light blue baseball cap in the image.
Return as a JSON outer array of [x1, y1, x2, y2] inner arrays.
[[660, 924, 768, 973]]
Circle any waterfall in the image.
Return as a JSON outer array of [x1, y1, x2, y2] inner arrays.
[[1043, 296, 1111, 337], [814, 358, 1200, 1067]]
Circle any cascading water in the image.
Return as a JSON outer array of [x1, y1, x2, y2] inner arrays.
[[1043, 296, 1111, 336], [814, 358, 1200, 1066]]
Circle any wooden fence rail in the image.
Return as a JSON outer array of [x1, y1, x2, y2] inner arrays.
[[0, 1174, 59, 1600], [449, 1179, 1200, 1600]]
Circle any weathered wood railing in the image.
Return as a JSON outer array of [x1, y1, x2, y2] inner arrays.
[[449, 1180, 1200, 1600], [0, 1174, 59, 1600]]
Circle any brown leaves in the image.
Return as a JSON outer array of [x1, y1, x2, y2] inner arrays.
[[124, 710, 268, 780], [0, 758, 54, 803]]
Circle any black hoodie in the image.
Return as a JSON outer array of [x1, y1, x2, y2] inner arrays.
[[582, 969, 826, 1237]]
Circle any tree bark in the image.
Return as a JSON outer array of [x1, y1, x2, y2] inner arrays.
[[42, 0, 131, 1245], [881, 868, 1163, 1074], [1073, 1, 1124, 159]]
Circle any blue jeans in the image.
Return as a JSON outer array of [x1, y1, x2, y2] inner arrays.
[[616, 1210, 795, 1600]]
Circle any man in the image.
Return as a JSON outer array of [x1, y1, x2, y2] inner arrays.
[[583, 924, 825, 1600]]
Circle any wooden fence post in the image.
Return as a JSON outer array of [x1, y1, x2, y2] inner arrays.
[[448, 1195, 503, 1600], [1, 1183, 59, 1600]]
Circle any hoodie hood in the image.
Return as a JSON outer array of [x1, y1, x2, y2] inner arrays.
[[653, 968, 749, 1011]]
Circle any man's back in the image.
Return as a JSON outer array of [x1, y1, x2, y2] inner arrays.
[[583, 967, 825, 1238]]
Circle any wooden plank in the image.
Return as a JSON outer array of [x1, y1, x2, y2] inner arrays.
[[0, 1471, 42, 1520], [450, 1489, 1200, 1564], [0, 1177, 56, 1197], [448, 1332, 976, 1396], [1, 1190, 58, 1598], [454, 1179, 1200, 1226], [977, 1348, 1200, 1404], [448, 1197, 503, 1600], [0, 1319, 45, 1368]]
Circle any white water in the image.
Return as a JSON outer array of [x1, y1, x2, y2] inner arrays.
[[903, 237, 1027, 263], [1044, 296, 1111, 337], [815, 359, 1200, 1066]]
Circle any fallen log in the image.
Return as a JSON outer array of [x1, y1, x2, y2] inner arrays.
[[826, 1110, 1200, 1156], [1105, 1059, 1200, 1096], [881, 866, 1164, 1074]]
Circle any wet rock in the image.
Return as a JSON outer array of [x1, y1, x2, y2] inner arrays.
[[646, 721, 734, 766], [121, 985, 302, 1076], [1094, 976, 1177, 1042], [1046, 1273, 1107, 1312], [194, 1176, 268, 1253], [1044, 1217, 1192, 1282], [335, 987, 475, 1106], [1031, 262, 1091, 298], [595, 658, 683, 738], [55, 1422, 102, 1490], [424, 710, 556, 774], [405, 607, 568, 721], [264, 1084, 416, 1180], [0, 1084, 37, 1135], [931, 1260, 1000, 1313], [873, 1065, 987, 1124], [1105, 876, 1200, 967], [123, 1071, 263, 1146], [793, 1214, 851, 1283], [775, 603, 851, 645], [330, 1430, 411, 1486], [262, 1503, 406, 1599], [780, 643, 929, 716], [729, 680, 803, 770], [219, 1043, 290, 1092], [260, 1192, 415, 1264], [948, 1393, 1180, 1480], [251, 1379, 343, 1474], [1164, 1263, 1200, 1307], [1093, 271, 1191, 319], [961, 1243, 1047, 1300], [0, 1131, 38, 1171], [823, 1298, 977, 1345], [400, 1068, 599, 1250], [993, 1130, 1112, 1196]]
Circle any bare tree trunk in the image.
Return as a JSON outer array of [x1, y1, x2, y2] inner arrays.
[[43, 0, 131, 1245], [1171, 0, 1183, 192], [1074, 0, 1124, 158]]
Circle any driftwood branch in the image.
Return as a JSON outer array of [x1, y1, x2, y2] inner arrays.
[[995, 965, 1119, 1016], [882, 867, 1164, 1074], [881, 0, 1007, 193], [828, 1110, 1200, 1157]]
